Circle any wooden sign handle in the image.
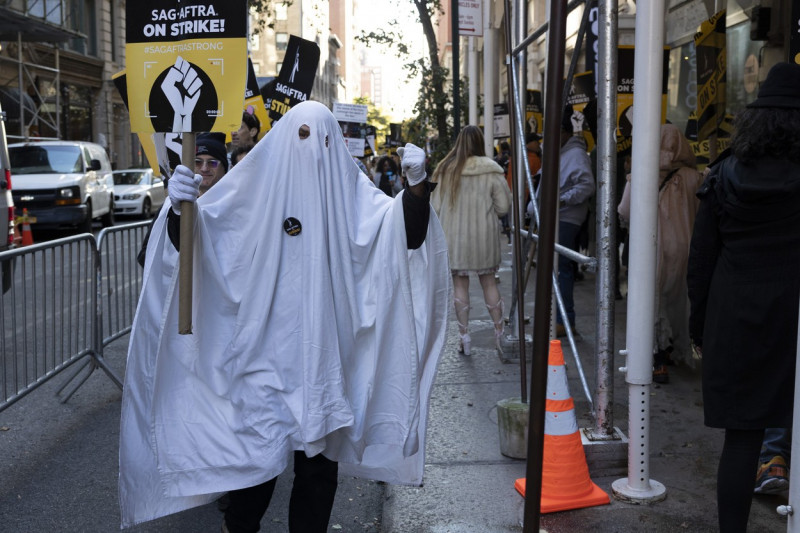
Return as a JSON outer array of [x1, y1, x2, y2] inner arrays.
[[178, 133, 195, 335]]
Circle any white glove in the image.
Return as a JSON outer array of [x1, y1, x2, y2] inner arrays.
[[168, 164, 201, 215], [397, 143, 427, 186], [570, 110, 585, 134]]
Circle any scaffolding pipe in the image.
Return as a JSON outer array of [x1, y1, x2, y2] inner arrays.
[[522, 0, 567, 527], [512, 0, 587, 57], [508, 69, 593, 409], [504, 0, 595, 410], [502, 0, 528, 402], [590, 0, 620, 439], [611, 0, 667, 502], [561, 0, 592, 108]]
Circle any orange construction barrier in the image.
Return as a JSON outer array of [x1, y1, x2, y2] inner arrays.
[[20, 208, 34, 247], [515, 339, 610, 513]]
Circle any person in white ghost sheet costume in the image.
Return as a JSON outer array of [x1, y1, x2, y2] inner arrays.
[[119, 101, 451, 531]]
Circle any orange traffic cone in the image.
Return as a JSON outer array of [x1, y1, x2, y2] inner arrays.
[[515, 339, 610, 513], [20, 208, 34, 247]]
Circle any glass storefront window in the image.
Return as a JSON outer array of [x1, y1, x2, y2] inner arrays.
[[667, 19, 763, 136], [726, 22, 762, 116], [666, 42, 696, 135], [60, 84, 93, 141]]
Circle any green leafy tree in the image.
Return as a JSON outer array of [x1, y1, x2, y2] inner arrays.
[[353, 96, 391, 145], [248, 0, 293, 34], [358, 0, 457, 166]]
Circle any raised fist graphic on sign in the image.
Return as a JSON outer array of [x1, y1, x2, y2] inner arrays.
[[161, 56, 203, 132]]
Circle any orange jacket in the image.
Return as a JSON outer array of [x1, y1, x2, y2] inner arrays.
[[506, 148, 541, 192]]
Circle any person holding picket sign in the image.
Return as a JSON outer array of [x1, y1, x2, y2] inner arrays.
[[119, 101, 450, 532]]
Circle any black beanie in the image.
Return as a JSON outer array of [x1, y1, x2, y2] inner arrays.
[[196, 132, 229, 172], [747, 62, 800, 109]]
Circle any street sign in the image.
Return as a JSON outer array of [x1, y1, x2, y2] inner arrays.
[[458, 0, 483, 37]]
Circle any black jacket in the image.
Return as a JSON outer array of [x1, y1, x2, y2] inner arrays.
[[688, 153, 800, 429]]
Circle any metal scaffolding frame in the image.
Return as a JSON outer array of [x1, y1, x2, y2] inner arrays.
[[502, 0, 671, 529], [0, 36, 62, 141], [0, 4, 84, 141]]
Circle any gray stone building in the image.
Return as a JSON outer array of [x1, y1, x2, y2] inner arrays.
[[0, 0, 134, 168]]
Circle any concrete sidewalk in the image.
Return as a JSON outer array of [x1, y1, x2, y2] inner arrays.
[[0, 243, 790, 532], [381, 243, 790, 532]]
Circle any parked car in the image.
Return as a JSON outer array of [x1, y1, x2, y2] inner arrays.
[[112, 168, 166, 218], [8, 140, 115, 233], [0, 101, 18, 292]]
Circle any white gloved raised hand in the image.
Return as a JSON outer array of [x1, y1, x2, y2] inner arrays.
[[168, 164, 201, 215], [570, 110, 585, 134], [397, 143, 427, 186]]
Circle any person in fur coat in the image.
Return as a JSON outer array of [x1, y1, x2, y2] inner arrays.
[[431, 125, 512, 356]]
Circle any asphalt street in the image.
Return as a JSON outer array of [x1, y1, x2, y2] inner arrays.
[[0, 240, 792, 532]]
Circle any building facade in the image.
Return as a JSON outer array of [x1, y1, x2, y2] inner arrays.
[[438, 0, 797, 146], [0, 0, 132, 168], [1, 0, 366, 171]]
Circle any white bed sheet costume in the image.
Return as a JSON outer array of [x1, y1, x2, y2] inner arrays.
[[119, 101, 451, 527]]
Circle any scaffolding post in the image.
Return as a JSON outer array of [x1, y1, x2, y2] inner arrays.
[[587, 0, 620, 441], [611, 0, 667, 503]]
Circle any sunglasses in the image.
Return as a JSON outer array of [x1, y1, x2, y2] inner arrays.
[[195, 158, 221, 170]]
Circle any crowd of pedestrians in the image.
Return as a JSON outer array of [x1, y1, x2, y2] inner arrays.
[[119, 62, 800, 533]]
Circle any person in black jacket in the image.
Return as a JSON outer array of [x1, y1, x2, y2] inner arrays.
[[136, 132, 229, 267], [687, 62, 800, 533]]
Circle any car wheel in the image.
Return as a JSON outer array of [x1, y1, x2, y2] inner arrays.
[[101, 201, 115, 227], [142, 198, 152, 219], [78, 200, 93, 234]]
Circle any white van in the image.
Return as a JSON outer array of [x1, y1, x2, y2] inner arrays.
[[8, 140, 115, 232]]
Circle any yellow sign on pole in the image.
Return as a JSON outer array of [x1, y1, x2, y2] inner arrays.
[[125, 1, 248, 335], [125, 2, 248, 135]]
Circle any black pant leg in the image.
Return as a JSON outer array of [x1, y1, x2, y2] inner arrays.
[[717, 428, 765, 533], [288, 451, 339, 533], [224, 477, 278, 533]]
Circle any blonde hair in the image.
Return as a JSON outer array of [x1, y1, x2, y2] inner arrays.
[[432, 125, 486, 206]]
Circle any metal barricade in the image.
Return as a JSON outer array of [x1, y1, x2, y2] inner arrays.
[[0, 221, 151, 412], [96, 221, 151, 346]]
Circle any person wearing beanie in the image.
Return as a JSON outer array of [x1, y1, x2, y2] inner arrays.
[[196, 131, 229, 194], [136, 132, 229, 267], [688, 61, 800, 533]]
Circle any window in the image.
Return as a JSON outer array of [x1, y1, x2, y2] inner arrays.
[[29, 0, 64, 24], [67, 0, 98, 57], [61, 83, 94, 141], [250, 32, 260, 52], [276, 32, 289, 52], [275, 3, 288, 20]]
